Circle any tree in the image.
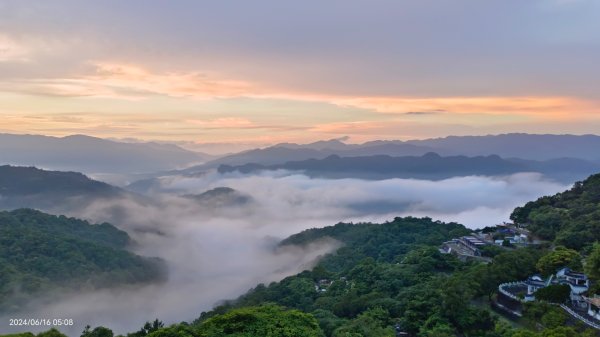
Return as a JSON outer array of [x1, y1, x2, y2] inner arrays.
[[146, 325, 196, 337], [534, 284, 570, 304], [129, 320, 165, 337], [536, 247, 582, 277], [511, 330, 537, 337], [311, 309, 347, 337], [0, 333, 35, 337], [539, 326, 578, 337], [332, 307, 394, 337], [197, 304, 324, 337], [440, 277, 475, 326], [584, 242, 600, 281], [419, 323, 455, 337], [81, 327, 113, 337], [37, 330, 67, 337]]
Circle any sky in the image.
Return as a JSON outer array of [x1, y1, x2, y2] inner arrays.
[[1, 0, 600, 149]]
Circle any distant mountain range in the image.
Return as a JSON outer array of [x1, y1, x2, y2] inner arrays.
[[188, 140, 437, 170], [0, 133, 211, 174], [281, 134, 600, 161], [4, 132, 600, 176], [217, 153, 600, 182], [4, 133, 600, 186], [182, 134, 600, 175], [406, 133, 600, 161]]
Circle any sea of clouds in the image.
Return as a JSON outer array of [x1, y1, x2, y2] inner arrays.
[[2, 171, 569, 335]]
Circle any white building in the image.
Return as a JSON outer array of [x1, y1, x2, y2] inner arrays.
[[556, 267, 590, 305], [522, 267, 590, 305], [524, 275, 549, 302]]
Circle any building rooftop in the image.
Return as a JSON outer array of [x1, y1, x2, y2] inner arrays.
[[463, 236, 486, 245], [525, 275, 547, 287], [557, 267, 588, 280]]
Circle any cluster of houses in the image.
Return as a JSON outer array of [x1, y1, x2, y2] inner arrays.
[[439, 235, 490, 262], [439, 223, 599, 329], [439, 223, 535, 261], [525, 267, 600, 324], [524, 267, 590, 304], [479, 222, 533, 246], [494, 233, 529, 245], [439, 235, 487, 258], [499, 267, 600, 329]]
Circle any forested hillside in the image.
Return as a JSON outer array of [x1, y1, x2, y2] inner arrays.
[[197, 218, 553, 336], [279, 217, 470, 272], [0, 165, 128, 211], [0, 209, 165, 311], [0, 166, 118, 197], [511, 173, 600, 250]]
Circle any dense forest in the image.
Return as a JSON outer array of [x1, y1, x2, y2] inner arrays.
[[511, 173, 600, 250], [0, 166, 119, 199], [198, 217, 598, 336], [5, 174, 600, 336], [0, 209, 165, 311], [0, 166, 128, 212]]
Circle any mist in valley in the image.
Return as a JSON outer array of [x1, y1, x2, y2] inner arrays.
[[1, 171, 570, 335]]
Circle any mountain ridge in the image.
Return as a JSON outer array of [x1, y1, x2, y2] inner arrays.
[[0, 133, 211, 175], [178, 134, 600, 176], [0, 165, 148, 215], [216, 152, 600, 182]]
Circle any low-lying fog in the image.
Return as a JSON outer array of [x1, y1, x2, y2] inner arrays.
[[3, 171, 569, 335]]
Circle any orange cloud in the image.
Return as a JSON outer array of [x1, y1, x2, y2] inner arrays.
[[1, 62, 256, 99], [327, 96, 597, 119], [310, 121, 384, 134], [88, 62, 255, 98], [3, 61, 599, 122], [185, 117, 256, 129]]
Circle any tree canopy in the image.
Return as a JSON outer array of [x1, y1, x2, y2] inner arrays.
[[511, 173, 600, 250], [0, 209, 165, 311]]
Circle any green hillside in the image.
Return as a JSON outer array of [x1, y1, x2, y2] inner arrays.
[[511, 173, 600, 250], [0, 165, 127, 211], [0, 209, 165, 311], [0, 165, 119, 197], [280, 217, 471, 272], [198, 218, 550, 337]]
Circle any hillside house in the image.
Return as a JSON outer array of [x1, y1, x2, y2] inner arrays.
[[522, 267, 590, 305], [499, 267, 599, 328], [556, 267, 590, 304], [524, 275, 549, 302], [440, 235, 487, 258]]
